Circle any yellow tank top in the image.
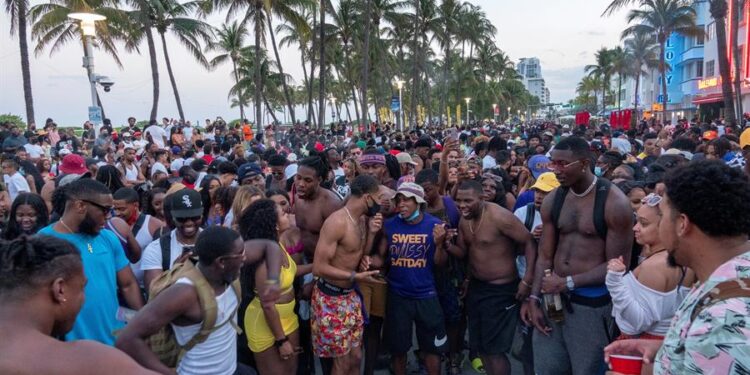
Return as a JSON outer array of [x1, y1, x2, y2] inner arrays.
[[255, 243, 296, 296]]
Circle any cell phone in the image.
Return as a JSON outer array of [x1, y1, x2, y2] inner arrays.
[[446, 128, 458, 141]]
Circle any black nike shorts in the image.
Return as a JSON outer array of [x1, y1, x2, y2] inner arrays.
[[467, 278, 520, 356], [385, 290, 448, 355]]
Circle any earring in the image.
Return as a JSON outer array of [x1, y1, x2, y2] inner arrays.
[[62, 298, 67, 303]]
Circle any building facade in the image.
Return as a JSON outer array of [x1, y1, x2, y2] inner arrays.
[[517, 57, 549, 106]]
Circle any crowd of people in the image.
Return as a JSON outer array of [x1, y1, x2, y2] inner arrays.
[[0, 114, 749, 375]]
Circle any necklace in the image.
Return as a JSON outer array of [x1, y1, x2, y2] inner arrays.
[[570, 176, 598, 198], [344, 207, 366, 242], [469, 205, 486, 235], [60, 219, 93, 254]]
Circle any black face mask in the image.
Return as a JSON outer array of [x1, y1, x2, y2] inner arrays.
[[365, 196, 381, 217], [79, 212, 100, 235]]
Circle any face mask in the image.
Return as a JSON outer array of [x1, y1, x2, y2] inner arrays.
[[401, 209, 420, 222], [365, 197, 381, 217], [594, 166, 604, 177]]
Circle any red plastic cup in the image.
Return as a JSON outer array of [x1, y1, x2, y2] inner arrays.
[[609, 354, 643, 375]]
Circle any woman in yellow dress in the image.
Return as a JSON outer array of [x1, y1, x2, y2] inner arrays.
[[237, 198, 311, 375]]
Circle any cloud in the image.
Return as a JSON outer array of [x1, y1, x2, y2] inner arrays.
[[47, 74, 84, 81], [544, 66, 587, 102]]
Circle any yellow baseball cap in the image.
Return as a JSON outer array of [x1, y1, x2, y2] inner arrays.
[[740, 128, 750, 149], [531, 172, 560, 193]]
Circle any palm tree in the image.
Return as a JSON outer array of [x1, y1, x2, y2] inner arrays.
[[731, 0, 744, 122], [708, 0, 736, 124], [360, 0, 372, 126], [317, 0, 326, 128], [152, 0, 214, 121], [29, 0, 135, 118], [623, 31, 660, 120], [5, 0, 35, 125], [207, 21, 250, 120], [610, 46, 628, 110], [618, 0, 705, 123], [276, 8, 314, 124], [585, 47, 614, 113], [434, 0, 465, 122]]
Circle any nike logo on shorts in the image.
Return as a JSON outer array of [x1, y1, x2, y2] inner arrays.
[[434, 335, 447, 347]]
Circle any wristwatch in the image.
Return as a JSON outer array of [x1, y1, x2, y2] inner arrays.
[[566, 276, 575, 291]]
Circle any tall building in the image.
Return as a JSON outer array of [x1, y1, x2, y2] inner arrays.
[[517, 57, 549, 106]]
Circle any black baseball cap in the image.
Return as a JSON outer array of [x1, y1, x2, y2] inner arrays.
[[169, 189, 203, 218]]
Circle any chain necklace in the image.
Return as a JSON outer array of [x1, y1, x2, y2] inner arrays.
[[60, 219, 93, 253], [570, 176, 598, 198], [469, 205, 486, 235], [344, 207, 366, 242]]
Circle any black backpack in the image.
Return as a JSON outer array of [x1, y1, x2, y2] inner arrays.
[[132, 213, 147, 238], [551, 178, 611, 240], [159, 233, 173, 271], [523, 203, 536, 232]]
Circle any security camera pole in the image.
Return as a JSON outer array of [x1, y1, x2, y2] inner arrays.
[[68, 12, 106, 136]]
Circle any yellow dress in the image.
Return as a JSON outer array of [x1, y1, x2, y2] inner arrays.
[[244, 245, 299, 352]]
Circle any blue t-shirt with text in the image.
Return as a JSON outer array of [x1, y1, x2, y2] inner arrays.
[[39, 225, 129, 346], [384, 213, 442, 299]]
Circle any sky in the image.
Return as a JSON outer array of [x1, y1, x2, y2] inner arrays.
[[0, 0, 631, 126]]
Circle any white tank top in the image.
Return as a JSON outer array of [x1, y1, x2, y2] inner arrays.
[[130, 214, 153, 286], [172, 277, 238, 375], [122, 162, 139, 182]]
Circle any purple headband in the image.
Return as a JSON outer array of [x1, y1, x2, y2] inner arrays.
[[359, 154, 386, 166]]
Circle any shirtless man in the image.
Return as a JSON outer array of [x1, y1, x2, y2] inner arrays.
[[312, 174, 385, 375], [451, 180, 536, 375], [0, 235, 156, 375], [294, 155, 343, 261], [522, 136, 633, 375]]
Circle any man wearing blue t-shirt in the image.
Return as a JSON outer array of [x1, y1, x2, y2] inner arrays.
[[363, 182, 450, 375], [39, 178, 143, 346]]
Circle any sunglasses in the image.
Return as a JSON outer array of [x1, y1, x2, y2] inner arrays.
[[641, 193, 662, 207], [548, 159, 581, 170], [81, 199, 114, 218], [175, 216, 201, 223]]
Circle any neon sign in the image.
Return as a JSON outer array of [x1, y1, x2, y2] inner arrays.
[[698, 76, 721, 89]]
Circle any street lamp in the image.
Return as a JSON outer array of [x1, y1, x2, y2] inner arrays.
[[464, 97, 471, 126], [492, 103, 497, 123], [68, 12, 106, 135], [395, 78, 405, 131]]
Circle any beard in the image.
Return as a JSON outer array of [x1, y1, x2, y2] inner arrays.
[[79, 213, 101, 235]]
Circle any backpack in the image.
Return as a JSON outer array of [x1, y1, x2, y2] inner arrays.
[[523, 203, 536, 232], [689, 278, 750, 322], [159, 233, 172, 271], [132, 214, 147, 238], [145, 260, 242, 368], [551, 178, 611, 240]]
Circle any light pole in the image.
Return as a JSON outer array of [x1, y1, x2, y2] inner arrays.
[[395, 78, 405, 132], [492, 103, 497, 123], [507, 106, 511, 122], [68, 12, 106, 135], [464, 97, 471, 126]]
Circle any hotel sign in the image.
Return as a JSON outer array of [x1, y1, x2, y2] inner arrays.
[[698, 76, 721, 90]]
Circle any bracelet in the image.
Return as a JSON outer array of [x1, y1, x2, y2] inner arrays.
[[349, 271, 356, 282], [274, 336, 289, 347], [527, 295, 542, 304], [521, 279, 532, 288], [264, 278, 280, 285]]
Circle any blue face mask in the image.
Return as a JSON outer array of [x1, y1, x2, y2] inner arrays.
[[402, 209, 420, 222], [594, 166, 604, 177]]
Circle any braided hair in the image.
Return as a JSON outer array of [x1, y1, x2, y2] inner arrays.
[[299, 151, 333, 189], [0, 235, 81, 300]]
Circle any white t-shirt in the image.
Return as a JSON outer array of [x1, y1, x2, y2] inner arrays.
[[513, 204, 541, 278], [140, 229, 201, 272], [4, 172, 31, 202], [172, 277, 238, 375], [482, 154, 497, 170], [145, 126, 167, 148], [151, 162, 169, 177], [170, 158, 186, 172], [24, 144, 44, 159]]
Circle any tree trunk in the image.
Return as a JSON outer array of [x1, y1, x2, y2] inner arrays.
[[440, 44, 450, 124], [308, 10, 317, 126], [263, 94, 279, 124], [146, 28, 160, 124], [160, 32, 185, 121], [360, 0, 372, 129], [267, 13, 296, 125], [317, 0, 326, 129], [715, 10, 737, 124], [351, 86, 360, 122], [732, 0, 744, 123], [232, 58, 245, 120], [617, 74, 622, 111], [254, 8, 263, 133], [17, 3, 35, 126], [659, 40, 668, 123], [409, 0, 420, 129], [634, 72, 641, 121]]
